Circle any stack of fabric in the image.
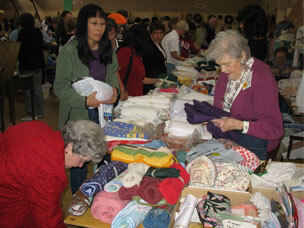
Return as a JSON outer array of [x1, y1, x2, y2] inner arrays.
[[120, 93, 174, 124]]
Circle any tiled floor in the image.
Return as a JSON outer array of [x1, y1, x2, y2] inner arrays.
[[2, 89, 93, 227]]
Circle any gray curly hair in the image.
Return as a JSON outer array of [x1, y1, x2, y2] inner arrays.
[[207, 30, 251, 61], [61, 120, 107, 163]]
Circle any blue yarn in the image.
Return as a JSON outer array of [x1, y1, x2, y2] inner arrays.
[[143, 209, 171, 228]]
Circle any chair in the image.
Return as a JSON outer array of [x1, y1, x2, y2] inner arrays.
[[284, 131, 304, 160]]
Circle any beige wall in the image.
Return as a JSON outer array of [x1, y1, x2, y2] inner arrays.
[[1, 0, 261, 19]]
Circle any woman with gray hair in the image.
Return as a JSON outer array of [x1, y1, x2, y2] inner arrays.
[[208, 30, 283, 160], [0, 120, 106, 227]]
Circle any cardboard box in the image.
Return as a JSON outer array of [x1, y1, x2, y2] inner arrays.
[[250, 162, 304, 202], [169, 186, 254, 228]]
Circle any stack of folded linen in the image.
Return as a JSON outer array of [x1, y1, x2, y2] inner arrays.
[[120, 93, 174, 124], [168, 98, 212, 140]]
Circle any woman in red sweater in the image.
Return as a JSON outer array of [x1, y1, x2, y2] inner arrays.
[[0, 120, 106, 228]]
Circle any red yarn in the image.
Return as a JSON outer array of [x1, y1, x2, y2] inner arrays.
[[158, 163, 190, 204], [138, 176, 163, 204], [118, 185, 139, 200]]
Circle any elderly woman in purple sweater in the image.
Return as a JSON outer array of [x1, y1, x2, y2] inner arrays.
[[208, 30, 283, 160]]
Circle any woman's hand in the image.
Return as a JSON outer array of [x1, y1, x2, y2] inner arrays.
[[86, 91, 107, 108], [211, 117, 243, 132]]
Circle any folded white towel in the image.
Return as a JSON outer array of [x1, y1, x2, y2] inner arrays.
[[122, 163, 150, 188]]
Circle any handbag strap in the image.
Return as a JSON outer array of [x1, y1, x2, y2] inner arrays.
[[123, 51, 134, 87]]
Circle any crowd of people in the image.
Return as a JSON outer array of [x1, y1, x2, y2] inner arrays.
[[0, 2, 302, 227]]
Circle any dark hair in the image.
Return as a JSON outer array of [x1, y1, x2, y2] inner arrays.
[[169, 17, 179, 30], [142, 18, 150, 24], [76, 4, 113, 67], [64, 17, 76, 33], [117, 10, 128, 19], [106, 18, 118, 34], [121, 24, 149, 57], [237, 4, 268, 39], [135, 17, 142, 23], [149, 21, 165, 33], [151, 17, 159, 23], [274, 46, 288, 57], [19, 13, 35, 28], [45, 16, 53, 25], [55, 10, 72, 44], [193, 14, 202, 23]]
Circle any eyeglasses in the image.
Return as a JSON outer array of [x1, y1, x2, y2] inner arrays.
[[88, 21, 107, 27]]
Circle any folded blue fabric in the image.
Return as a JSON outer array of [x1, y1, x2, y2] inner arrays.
[[143, 209, 171, 228], [81, 161, 127, 197], [111, 200, 152, 228], [185, 100, 241, 141]]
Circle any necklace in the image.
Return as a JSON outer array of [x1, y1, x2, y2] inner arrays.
[[222, 73, 245, 111]]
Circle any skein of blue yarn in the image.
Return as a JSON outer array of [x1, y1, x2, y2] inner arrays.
[[143, 208, 171, 228]]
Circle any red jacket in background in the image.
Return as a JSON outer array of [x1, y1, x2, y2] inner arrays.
[[117, 47, 146, 96], [0, 121, 67, 228], [180, 36, 199, 58]]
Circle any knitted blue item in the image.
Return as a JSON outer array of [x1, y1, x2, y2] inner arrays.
[[143, 209, 171, 228]]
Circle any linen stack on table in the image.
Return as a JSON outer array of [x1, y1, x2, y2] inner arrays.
[[120, 93, 174, 124]]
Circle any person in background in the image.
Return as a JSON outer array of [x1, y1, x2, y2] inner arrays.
[[237, 4, 268, 61], [208, 30, 283, 160], [168, 17, 179, 33], [55, 10, 72, 51], [142, 18, 150, 29], [142, 22, 166, 94], [185, 13, 195, 32], [271, 46, 294, 79], [161, 20, 189, 74], [151, 17, 159, 23], [201, 15, 218, 49], [108, 13, 127, 48], [194, 14, 204, 49], [58, 17, 76, 50], [18, 13, 45, 122], [0, 120, 107, 228], [117, 24, 159, 97], [180, 22, 200, 58], [161, 15, 171, 34], [9, 18, 20, 41], [106, 18, 119, 51], [54, 4, 119, 194]]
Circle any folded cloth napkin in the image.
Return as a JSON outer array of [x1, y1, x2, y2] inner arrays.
[[111, 200, 152, 228], [137, 176, 163, 205], [104, 171, 127, 192], [185, 100, 241, 141], [145, 167, 180, 178], [214, 163, 250, 191], [174, 194, 198, 228], [197, 191, 231, 227], [122, 163, 150, 188], [81, 161, 128, 197], [158, 163, 190, 204], [111, 145, 177, 168], [91, 191, 131, 223], [68, 189, 90, 216], [118, 185, 139, 200], [143, 208, 171, 228], [186, 156, 217, 188]]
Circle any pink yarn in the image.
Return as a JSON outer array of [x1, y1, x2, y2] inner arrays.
[[91, 191, 130, 223]]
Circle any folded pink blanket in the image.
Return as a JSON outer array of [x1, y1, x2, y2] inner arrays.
[[91, 191, 130, 224]]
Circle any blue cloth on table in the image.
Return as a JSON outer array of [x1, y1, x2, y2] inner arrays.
[[81, 161, 127, 197], [185, 100, 241, 141], [104, 121, 149, 139], [143, 208, 171, 228], [133, 140, 166, 149], [111, 200, 152, 228]]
